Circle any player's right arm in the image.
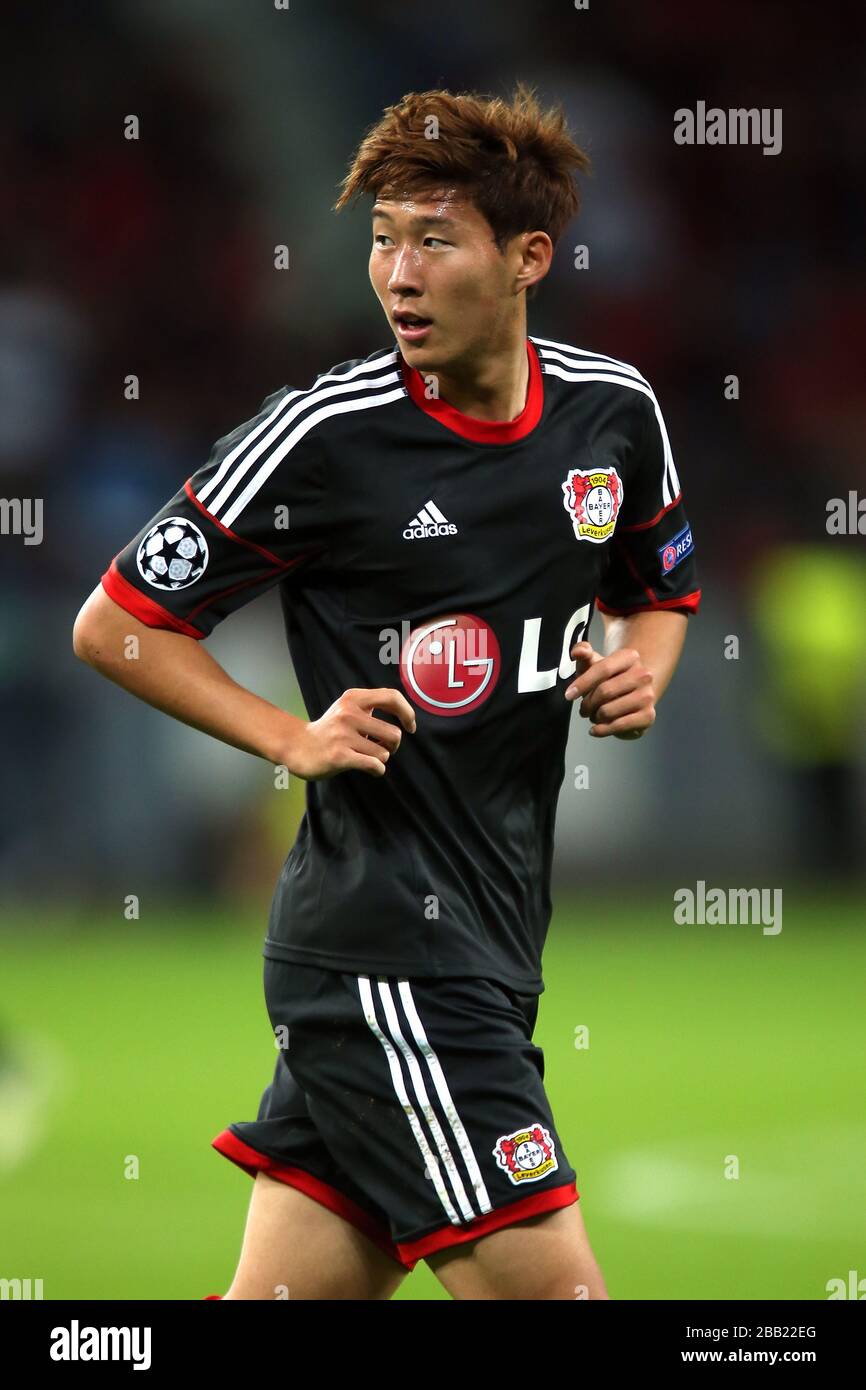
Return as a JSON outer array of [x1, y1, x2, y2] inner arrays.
[[72, 382, 415, 779], [72, 586, 414, 778]]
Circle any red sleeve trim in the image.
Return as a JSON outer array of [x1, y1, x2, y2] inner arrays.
[[184, 481, 296, 569], [101, 561, 207, 638], [596, 588, 702, 616], [618, 493, 683, 532]]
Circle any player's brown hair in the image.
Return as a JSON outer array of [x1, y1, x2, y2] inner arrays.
[[334, 83, 590, 294]]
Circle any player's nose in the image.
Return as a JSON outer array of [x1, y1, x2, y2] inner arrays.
[[387, 244, 424, 294]]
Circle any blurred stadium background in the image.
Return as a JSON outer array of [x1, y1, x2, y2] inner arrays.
[[1, 0, 864, 1300]]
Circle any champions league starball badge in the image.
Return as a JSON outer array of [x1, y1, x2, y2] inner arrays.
[[136, 517, 209, 590]]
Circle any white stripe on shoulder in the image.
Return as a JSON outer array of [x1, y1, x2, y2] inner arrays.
[[221, 384, 405, 528], [530, 336, 649, 387], [196, 351, 399, 514], [541, 363, 679, 508]]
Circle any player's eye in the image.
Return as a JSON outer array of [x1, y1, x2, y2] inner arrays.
[[373, 234, 450, 248]]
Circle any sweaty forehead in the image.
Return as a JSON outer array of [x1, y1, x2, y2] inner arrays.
[[372, 188, 476, 222]]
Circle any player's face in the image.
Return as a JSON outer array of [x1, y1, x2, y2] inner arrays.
[[369, 189, 522, 371]]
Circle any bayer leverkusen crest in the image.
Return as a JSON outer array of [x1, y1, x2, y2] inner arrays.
[[492, 1124, 559, 1185], [562, 466, 623, 544]]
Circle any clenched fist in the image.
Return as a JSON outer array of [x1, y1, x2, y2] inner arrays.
[[289, 687, 417, 779], [565, 640, 656, 740]]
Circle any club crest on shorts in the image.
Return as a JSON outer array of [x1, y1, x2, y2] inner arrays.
[[493, 1124, 558, 1184], [562, 466, 623, 543]]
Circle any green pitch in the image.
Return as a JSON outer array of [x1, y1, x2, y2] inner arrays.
[[1, 888, 863, 1300]]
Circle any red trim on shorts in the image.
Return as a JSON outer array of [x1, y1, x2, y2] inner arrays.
[[211, 1128, 415, 1271], [396, 1179, 580, 1264]]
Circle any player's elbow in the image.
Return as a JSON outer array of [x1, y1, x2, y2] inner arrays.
[[72, 605, 100, 665], [72, 587, 116, 668]]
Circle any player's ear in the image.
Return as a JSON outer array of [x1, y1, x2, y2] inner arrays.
[[518, 230, 552, 297]]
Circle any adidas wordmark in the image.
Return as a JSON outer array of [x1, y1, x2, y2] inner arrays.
[[403, 499, 458, 540]]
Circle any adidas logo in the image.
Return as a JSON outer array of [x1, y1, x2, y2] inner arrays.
[[402, 499, 458, 540]]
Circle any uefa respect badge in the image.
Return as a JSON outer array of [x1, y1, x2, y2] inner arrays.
[[659, 523, 694, 574], [562, 466, 623, 543]]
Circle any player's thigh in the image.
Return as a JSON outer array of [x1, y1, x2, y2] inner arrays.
[[223, 1172, 408, 1300], [426, 1200, 610, 1300]]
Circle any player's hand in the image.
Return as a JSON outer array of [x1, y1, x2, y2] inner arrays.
[[290, 687, 417, 779], [564, 640, 656, 740]]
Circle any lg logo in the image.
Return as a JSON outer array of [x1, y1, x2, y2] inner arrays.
[[517, 603, 591, 692], [398, 605, 590, 716], [399, 613, 500, 717]]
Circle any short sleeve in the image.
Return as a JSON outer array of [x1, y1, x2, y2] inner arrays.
[[100, 387, 328, 638], [596, 385, 701, 617]]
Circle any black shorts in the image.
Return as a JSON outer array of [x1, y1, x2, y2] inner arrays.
[[212, 959, 579, 1271]]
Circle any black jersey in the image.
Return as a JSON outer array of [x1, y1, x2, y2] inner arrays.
[[101, 335, 701, 994]]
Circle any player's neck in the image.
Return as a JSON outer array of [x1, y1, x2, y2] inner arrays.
[[431, 330, 530, 423]]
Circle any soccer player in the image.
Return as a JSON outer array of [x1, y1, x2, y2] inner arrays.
[[73, 84, 700, 1300]]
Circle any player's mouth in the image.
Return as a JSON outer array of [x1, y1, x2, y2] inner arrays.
[[393, 310, 433, 342]]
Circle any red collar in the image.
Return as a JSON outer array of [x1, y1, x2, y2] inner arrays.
[[399, 337, 543, 444]]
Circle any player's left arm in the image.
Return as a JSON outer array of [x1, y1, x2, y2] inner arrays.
[[566, 377, 700, 739]]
